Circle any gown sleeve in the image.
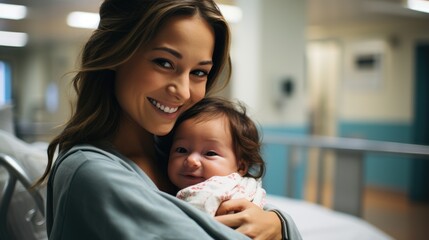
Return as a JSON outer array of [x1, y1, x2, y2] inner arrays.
[[264, 204, 303, 240], [47, 148, 250, 240]]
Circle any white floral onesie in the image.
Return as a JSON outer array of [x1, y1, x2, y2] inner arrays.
[[176, 173, 266, 216]]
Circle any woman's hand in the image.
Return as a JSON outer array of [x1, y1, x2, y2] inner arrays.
[[214, 199, 282, 240]]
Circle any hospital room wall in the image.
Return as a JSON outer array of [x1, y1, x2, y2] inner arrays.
[[0, 41, 84, 141], [229, 1, 429, 197], [308, 21, 429, 194], [230, 0, 308, 198]]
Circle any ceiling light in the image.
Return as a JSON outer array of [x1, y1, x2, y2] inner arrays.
[[0, 31, 28, 47], [406, 0, 429, 14], [67, 11, 99, 29], [0, 3, 27, 20], [218, 4, 243, 23]]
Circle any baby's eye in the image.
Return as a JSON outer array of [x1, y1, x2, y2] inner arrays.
[[206, 151, 218, 157], [153, 58, 173, 69], [191, 69, 209, 77], [175, 147, 188, 153]]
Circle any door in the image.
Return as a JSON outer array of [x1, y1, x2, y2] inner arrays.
[[410, 42, 429, 202]]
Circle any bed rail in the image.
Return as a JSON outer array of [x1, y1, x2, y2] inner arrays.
[[262, 135, 429, 217], [0, 153, 46, 240]]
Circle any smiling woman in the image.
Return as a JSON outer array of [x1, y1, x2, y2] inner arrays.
[[30, 0, 302, 239]]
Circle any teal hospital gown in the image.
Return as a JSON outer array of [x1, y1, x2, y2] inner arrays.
[[47, 145, 302, 240]]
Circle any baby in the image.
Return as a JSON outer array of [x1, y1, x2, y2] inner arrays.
[[168, 97, 266, 216]]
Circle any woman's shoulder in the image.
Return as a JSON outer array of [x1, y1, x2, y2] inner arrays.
[[51, 144, 157, 196], [57, 144, 132, 171], [51, 145, 142, 188]]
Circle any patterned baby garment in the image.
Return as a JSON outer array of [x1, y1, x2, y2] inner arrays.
[[176, 173, 266, 216]]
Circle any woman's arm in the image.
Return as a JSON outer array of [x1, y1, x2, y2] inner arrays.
[[48, 148, 251, 240]]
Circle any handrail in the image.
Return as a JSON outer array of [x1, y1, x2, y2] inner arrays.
[[0, 153, 46, 240], [0, 153, 45, 215], [263, 135, 429, 158], [262, 135, 429, 217]]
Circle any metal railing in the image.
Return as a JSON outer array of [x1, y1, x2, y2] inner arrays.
[[263, 135, 429, 217], [0, 154, 46, 240]]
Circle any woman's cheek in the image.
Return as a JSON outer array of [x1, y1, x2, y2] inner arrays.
[[194, 82, 208, 101]]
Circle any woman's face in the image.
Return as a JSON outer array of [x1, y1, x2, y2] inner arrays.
[[168, 115, 240, 189], [115, 15, 215, 136]]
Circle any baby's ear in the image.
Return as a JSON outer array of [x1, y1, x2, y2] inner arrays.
[[237, 160, 248, 176]]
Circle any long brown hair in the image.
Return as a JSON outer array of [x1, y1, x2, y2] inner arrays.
[[34, 0, 231, 187]]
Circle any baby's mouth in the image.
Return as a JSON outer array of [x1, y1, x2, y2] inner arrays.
[[183, 174, 205, 181]]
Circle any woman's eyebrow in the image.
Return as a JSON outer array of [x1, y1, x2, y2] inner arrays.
[[200, 60, 213, 66], [152, 47, 182, 59], [152, 47, 213, 66]]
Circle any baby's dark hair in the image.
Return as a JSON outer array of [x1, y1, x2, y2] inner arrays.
[[172, 97, 265, 179]]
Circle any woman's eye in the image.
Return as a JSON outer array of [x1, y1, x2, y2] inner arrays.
[[153, 58, 173, 69], [206, 151, 218, 157], [175, 147, 187, 153], [192, 69, 209, 77]]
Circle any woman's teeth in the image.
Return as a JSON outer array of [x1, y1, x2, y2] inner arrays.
[[150, 99, 179, 113]]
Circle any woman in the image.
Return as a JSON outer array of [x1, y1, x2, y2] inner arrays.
[[35, 0, 302, 239]]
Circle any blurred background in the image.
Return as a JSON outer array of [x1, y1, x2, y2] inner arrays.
[[0, 0, 428, 239]]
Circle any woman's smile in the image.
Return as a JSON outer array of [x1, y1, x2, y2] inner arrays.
[[148, 97, 180, 114]]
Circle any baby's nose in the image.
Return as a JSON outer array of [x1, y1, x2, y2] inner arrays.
[[184, 152, 201, 168]]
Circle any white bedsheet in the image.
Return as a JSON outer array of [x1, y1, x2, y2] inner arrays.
[[266, 194, 393, 240]]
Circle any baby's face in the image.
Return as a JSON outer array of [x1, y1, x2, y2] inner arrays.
[[168, 115, 239, 189]]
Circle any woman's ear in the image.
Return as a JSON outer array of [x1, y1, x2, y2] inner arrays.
[[237, 160, 248, 176]]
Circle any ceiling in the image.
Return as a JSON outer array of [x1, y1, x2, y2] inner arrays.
[[0, 0, 101, 44], [308, 0, 429, 26], [0, 0, 429, 45]]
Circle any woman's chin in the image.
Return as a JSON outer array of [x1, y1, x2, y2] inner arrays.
[[153, 125, 174, 136]]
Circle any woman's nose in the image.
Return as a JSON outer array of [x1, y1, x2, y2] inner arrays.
[[184, 152, 201, 168], [168, 74, 191, 100]]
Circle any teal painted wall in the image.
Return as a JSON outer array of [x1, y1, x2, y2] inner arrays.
[[339, 122, 413, 192], [261, 122, 413, 199], [261, 126, 308, 199]]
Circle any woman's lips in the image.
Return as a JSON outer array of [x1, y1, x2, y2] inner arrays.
[[148, 97, 181, 114]]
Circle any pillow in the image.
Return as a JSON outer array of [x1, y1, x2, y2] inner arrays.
[[0, 129, 47, 180]]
